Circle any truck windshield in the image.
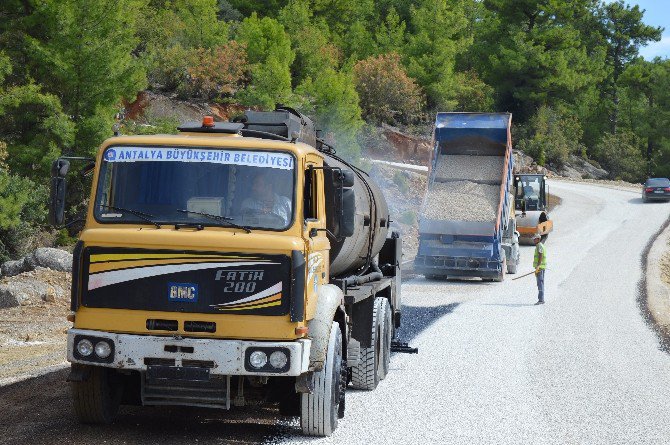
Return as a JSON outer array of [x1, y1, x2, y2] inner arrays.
[[94, 146, 296, 230]]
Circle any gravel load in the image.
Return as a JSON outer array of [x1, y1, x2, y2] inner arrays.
[[434, 155, 504, 183], [421, 180, 500, 222]]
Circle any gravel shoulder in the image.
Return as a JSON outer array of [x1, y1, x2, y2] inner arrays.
[[643, 213, 670, 347]]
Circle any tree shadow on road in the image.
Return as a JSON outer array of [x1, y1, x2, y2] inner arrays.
[[482, 303, 536, 308]]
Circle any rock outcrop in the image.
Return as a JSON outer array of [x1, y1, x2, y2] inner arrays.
[[1, 248, 72, 278]]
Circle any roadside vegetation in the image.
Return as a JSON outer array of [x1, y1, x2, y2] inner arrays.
[[0, 0, 667, 259]]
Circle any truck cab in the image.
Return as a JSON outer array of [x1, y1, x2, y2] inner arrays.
[[49, 109, 403, 436]]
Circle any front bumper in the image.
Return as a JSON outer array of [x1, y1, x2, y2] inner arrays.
[[67, 329, 311, 377]]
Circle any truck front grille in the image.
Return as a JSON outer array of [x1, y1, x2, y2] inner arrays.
[[141, 371, 230, 409]]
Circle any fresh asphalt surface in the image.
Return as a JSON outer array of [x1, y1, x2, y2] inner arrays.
[[2, 181, 670, 444]]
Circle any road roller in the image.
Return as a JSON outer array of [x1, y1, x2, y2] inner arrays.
[[514, 173, 553, 243]]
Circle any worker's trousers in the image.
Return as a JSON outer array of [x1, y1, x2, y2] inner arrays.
[[536, 269, 545, 302]]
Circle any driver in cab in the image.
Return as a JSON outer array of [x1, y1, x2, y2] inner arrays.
[[241, 173, 292, 226]]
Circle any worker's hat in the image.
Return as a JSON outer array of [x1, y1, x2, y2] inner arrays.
[[532, 234, 541, 241]]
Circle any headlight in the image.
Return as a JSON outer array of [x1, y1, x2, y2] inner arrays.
[[249, 350, 268, 369], [94, 341, 112, 358], [269, 350, 288, 369], [76, 339, 93, 357]]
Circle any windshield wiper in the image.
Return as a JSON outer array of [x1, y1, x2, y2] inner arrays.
[[99, 205, 161, 228], [177, 209, 251, 233]]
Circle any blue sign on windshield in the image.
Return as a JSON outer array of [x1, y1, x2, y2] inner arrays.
[[104, 147, 294, 170]]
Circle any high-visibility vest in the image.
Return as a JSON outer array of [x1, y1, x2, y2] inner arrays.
[[533, 242, 547, 269]]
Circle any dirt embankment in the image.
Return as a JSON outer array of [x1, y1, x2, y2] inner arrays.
[[0, 269, 71, 385]]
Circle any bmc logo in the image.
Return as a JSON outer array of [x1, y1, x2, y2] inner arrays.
[[168, 283, 198, 302]]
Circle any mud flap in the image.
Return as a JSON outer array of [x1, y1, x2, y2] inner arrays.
[[307, 284, 343, 371]]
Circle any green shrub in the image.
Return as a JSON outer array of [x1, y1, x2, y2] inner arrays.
[[124, 117, 181, 135], [516, 106, 585, 167], [0, 174, 48, 261], [53, 228, 77, 249], [393, 170, 410, 194], [595, 131, 645, 182], [353, 53, 424, 125]]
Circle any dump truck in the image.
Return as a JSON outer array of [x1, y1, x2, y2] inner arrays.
[[414, 112, 520, 281], [48, 107, 404, 437], [513, 173, 553, 243]]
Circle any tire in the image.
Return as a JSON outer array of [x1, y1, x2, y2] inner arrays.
[[378, 299, 392, 381], [507, 258, 518, 274], [301, 322, 343, 437], [494, 257, 506, 282], [351, 298, 386, 390], [71, 365, 122, 424]]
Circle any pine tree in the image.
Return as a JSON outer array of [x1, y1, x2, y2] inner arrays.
[[599, 0, 662, 133], [404, 0, 470, 109], [235, 13, 295, 108]]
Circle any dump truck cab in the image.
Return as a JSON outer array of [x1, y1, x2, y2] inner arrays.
[[49, 109, 404, 436]]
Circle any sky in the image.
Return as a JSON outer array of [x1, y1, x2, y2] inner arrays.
[[618, 0, 669, 60]]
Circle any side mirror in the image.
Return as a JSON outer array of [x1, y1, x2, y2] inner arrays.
[[339, 189, 355, 237], [48, 159, 70, 226], [51, 158, 70, 177]]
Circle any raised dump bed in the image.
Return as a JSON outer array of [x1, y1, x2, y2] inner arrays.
[[414, 112, 519, 281]]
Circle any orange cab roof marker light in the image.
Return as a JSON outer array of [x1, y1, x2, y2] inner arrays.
[[202, 116, 215, 128]]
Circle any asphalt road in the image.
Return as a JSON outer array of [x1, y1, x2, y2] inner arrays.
[[2, 181, 670, 444]]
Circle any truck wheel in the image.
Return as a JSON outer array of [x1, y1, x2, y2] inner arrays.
[[378, 298, 392, 381], [350, 298, 385, 390], [71, 365, 122, 424], [494, 258, 506, 282], [301, 322, 343, 437]]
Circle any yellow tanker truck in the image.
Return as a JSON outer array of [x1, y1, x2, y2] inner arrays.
[[48, 107, 405, 436]]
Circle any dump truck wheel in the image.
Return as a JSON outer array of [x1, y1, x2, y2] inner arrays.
[[494, 258, 506, 282], [71, 365, 122, 424], [301, 322, 343, 437], [378, 298, 392, 381], [351, 298, 384, 390]]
